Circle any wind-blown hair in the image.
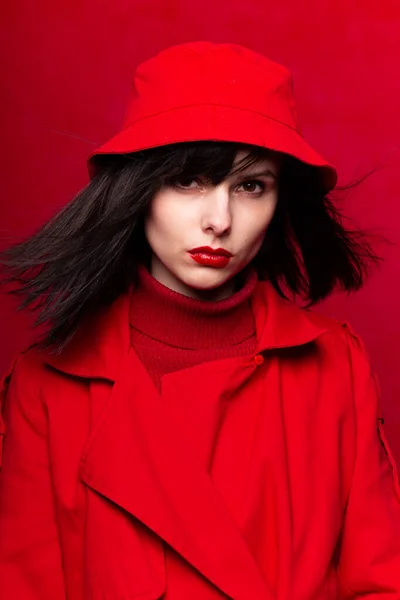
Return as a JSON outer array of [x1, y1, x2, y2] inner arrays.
[[0, 141, 381, 354]]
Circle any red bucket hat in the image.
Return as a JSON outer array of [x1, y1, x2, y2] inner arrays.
[[88, 41, 337, 192]]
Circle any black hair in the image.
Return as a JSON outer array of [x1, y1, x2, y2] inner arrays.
[[0, 141, 383, 354]]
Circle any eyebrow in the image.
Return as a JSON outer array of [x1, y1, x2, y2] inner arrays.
[[236, 169, 278, 180]]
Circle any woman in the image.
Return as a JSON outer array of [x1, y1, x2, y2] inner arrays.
[[0, 41, 399, 599]]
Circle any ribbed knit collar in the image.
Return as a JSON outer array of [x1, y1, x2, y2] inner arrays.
[[129, 264, 258, 350]]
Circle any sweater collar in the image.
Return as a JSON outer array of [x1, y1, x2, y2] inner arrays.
[[129, 264, 257, 350]]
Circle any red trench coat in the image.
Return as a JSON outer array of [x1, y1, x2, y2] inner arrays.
[[1, 281, 400, 600]]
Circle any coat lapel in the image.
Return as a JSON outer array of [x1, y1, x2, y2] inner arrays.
[[43, 281, 328, 599], [79, 346, 274, 599]]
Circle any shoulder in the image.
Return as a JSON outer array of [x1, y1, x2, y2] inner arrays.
[[308, 309, 372, 359], [1, 344, 47, 393], [0, 342, 93, 446], [297, 309, 383, 431], [305, 309, 377, 393], [0, 345, 53, 450], [0, 344, 52, 419]]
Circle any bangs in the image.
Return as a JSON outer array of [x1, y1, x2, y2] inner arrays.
[[138, 141, 272, 185]]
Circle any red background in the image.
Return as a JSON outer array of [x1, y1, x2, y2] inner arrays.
[[1, 2, 399, 458]]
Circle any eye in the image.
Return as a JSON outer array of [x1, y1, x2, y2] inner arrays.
[[170, 176, 202, 190], [237, 180, 267, 195]]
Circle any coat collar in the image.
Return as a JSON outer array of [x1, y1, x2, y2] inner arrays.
[[42, 281, 328, 379], [252, 281, 329, 352]]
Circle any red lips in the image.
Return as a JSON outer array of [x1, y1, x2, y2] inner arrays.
[[188, 246, 232, 268]]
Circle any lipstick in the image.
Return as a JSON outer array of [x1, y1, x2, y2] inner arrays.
[[188, 246, 232, 268]]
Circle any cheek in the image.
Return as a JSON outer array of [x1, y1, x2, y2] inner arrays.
[[145, 195, 174, 245], [238, 198, 277, 250], [144, 194, 193, 254]]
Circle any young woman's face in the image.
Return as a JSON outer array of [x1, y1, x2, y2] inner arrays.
[[144, 149, 280, 300]]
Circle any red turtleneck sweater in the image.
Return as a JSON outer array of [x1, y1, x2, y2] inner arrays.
[[129, 266, 258, 391]]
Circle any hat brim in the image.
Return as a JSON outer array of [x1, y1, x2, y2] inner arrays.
[[87, 104, 337, 192]]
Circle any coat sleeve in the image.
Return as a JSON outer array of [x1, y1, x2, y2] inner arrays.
[[0, 351, 66, 599], [337, 323, 400, 598]]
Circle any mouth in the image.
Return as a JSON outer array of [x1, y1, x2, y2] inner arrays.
[[188, 246, 232, 268]]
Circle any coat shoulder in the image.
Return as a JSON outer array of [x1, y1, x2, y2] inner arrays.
[[1, 343, 45, 387], [306, 308, 369, 358], [0, 344, 50, 413]]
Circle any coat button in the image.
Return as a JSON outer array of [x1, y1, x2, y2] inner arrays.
[[254, 354, 264, 365]]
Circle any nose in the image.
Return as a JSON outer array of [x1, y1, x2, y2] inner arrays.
[[201, 185, 232, 236]]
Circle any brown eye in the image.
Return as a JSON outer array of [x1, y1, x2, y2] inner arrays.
[[238, 180, 266, 194]]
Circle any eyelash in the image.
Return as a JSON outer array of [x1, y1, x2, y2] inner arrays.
[[171, 177, 268, 195]]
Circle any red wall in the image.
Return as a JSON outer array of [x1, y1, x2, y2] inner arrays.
[[1, 1, 400, 456]]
